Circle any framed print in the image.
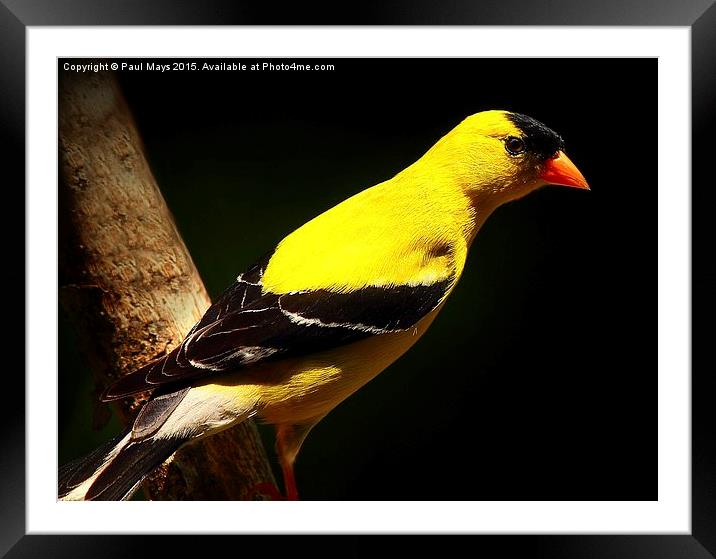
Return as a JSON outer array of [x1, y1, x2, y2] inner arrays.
[[5, 1, 713, 557], [53, 54, 657, 507]]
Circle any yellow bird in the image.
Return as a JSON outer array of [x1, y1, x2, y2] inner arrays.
[[59, 110, 589, 501]]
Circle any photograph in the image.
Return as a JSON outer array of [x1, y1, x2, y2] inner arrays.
[[57, 57, 656, 502]]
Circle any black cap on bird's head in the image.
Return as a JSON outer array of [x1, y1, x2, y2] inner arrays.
[[506, 112, 565, 161]]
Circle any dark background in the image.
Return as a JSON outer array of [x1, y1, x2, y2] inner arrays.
[[59, 58, 656, 500]]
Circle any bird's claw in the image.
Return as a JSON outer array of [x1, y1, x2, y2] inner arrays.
[[246, 482, 287, 501]]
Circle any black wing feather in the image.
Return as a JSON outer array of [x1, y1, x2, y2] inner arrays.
[[102, 251, 452, 401]]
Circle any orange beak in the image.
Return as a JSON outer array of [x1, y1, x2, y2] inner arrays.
[[539, 151, 590, 190]]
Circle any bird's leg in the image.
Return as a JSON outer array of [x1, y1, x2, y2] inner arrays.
[[279, 452, 299, 501], [275, 424, 301, 500], [245, 421, 321, 500], [275, 419, 322, 501]]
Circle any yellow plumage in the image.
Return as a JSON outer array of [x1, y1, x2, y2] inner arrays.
[[61, 109, 588, 500], [262, 180, 469, 293], [262, 110, 526, 294]]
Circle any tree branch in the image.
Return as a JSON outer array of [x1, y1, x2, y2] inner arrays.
[[58, 70, 276, 500]]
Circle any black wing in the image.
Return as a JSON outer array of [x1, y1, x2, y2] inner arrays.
[[102, 253, 451, 400]]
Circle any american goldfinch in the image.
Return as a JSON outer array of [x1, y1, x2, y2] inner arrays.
[[59, 109, 588, 501]]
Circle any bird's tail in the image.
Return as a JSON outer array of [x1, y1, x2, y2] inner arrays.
[[58, 427, 186, 501]]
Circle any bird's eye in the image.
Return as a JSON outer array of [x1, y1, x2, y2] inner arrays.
[[505, 136, 526, 155]]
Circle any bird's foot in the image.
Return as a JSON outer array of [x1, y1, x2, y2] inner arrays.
[[246, 482, 297, 501]]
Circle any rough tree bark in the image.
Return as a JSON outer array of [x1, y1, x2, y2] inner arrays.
[[58, 70, 276, 500]]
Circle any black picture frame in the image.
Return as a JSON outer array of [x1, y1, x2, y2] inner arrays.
[[5, 1, 713, 557]]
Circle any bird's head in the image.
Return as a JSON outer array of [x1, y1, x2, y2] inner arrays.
[[422, 110, 589, 206]]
